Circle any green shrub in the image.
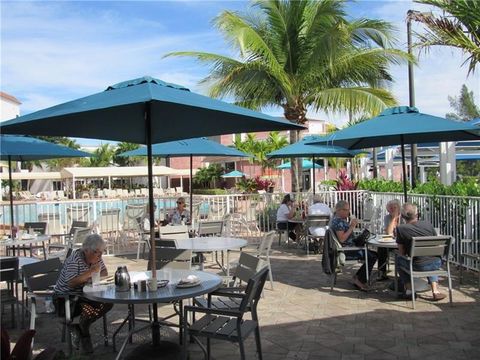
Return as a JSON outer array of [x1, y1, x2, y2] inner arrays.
[[357, 179, 409, 193], [193, 188, 228, 195]]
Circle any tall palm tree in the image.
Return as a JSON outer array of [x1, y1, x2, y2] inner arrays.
[[113, 142, 142, 166], [412, 0, 480, 75], [89, 143, 115, 167], [166, 0, 410, 192]]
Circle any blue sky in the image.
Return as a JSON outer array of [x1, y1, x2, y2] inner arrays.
[[1, 0, 479, 146]]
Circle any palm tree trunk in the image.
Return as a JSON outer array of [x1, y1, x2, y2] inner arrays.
[[290, 130, 302, 193]]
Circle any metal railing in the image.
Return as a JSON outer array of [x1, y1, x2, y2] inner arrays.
[[1, 190, 479, 269]]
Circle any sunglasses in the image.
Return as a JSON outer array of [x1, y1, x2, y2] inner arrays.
[[177, 201, 184, 204]]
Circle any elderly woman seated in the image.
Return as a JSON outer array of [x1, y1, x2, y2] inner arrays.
[[54, 234, 113, 354]]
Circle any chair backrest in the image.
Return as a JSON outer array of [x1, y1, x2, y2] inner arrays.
[[410, 236, 452, 258], [24, 222, 47, 235], [232, 252, 263, 285], [22, 258, 62, 292], [306, 214, 330, 229], [98, 208, 120, 232], [238, 266, 269, 313], [66, 206, 90, 226], [124, 204, 147, 231], [71, 227, 92, 248], [0, 257, 19, 284], [69, 221, 89, 236], [257, 230, 276, 258], [152, 239, 177, 248], [147, 248, 192, 270], [159, 225, 189, 240], [197, 221, 223, 237]]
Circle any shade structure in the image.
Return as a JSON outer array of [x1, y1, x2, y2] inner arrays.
[[307, 106, 480, 200], [277, 159, 323, 170], [221, 170, 247, 178], [0, 134, 92, 238], [268, 135, 361, 194], [119, 137, 249, 216], [0, 76, 302, 344]]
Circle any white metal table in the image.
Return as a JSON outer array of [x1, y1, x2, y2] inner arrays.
[[1, 235, 50, 259]]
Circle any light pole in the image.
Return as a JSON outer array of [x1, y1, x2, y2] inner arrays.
[[407, 9, 419, 188]]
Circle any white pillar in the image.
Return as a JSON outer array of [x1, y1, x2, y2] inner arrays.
[[108, 176, 111, 190], [385, 148, 394, 180], [419, 165, 427, 183], [72, 176, 76, 200], [359, 157, 369, 179], [440, 142, 456, 185]]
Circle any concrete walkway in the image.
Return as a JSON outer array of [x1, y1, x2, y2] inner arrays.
[[5, 245, 479, 359]]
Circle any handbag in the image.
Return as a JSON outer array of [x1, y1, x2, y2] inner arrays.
[[353, 229, 371, 247]]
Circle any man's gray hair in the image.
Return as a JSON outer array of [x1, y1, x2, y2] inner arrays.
[[401, 202, 418, 221], [82, 233, 105, 251], [335, 200, 349, 211]]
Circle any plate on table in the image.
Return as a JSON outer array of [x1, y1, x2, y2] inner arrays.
[[176, 275, 201, 288]]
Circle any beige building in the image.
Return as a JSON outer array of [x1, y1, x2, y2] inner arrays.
[[0, 91, 21, 122]]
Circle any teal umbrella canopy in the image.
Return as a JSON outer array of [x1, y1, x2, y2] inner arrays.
[[307, 106, 480, 149], [277, 159, 323, 169], [119, 137, 248, 158], [1, 76, 303, 144], [0, 134, 92, 161], [221, 170, 246, 178], [268, 135, 361, 158]]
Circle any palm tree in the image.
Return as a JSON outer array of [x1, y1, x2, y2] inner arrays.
[[113, 142, 142, 166], [166, 0, 410, 192], [89, 143, 115, 167], [411, 0, 480, 75]]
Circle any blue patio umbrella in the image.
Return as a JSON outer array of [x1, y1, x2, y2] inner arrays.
[[119, 137, 248, 215], [277, 159, 323, 169], [307, 106, 480, 200], [221, 170, 247, 178], [268, 135, 361, 194], [0, 76, 302, 342], [0, 134, 92, 239]]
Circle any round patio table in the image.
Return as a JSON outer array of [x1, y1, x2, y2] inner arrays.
[[368, 236, 430, 293], [175, 237, 247, 275], [83, 269, 222, 360]]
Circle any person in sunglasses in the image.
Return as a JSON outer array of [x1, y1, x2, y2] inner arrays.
[[166, 197, 191, 225]]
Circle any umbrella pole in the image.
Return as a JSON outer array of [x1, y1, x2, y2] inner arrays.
[[190, 154, 193, 223], [401, 136, 408, 202], [8, 156, 15, 243], [145, 102, 161, 346], [312, 155, 316, 196]]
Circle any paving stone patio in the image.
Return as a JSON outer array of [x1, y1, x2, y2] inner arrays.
[[3, 243, 479, 360]]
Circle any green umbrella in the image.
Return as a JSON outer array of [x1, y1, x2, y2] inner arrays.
[[307, 106, 480, 200], [1, 76, 302, 345], [0, 134, 92, 239]]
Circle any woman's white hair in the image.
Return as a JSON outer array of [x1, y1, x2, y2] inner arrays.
[[82, 234, 105, 251]]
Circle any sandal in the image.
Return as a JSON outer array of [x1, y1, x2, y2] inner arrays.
[[352, 277, 369, 292], [431, 293, 446, 301]]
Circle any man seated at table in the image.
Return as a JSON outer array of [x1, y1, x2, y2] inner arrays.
[[330, 200, 377, 291], [308, 194, 332, 237], [276, 194, 298, 242], [54, 234, 113, 354], [395, 202, 446, 301], [166, 197, 191, 225]]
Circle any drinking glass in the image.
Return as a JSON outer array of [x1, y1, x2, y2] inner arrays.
[[91, 271, 101, 286]]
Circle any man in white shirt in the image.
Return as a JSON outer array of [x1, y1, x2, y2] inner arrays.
[[308, 194, 332, 236]]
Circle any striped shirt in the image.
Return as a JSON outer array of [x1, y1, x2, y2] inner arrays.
[[54, 249, 106, 295]]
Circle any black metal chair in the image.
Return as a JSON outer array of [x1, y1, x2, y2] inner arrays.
[[0, 257, 20, 328], [182, 266, 269, 360]]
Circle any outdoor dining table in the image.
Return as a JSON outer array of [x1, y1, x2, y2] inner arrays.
[[1, 234, 50, 259], [368, 235, 430, 293], [83, 269, 222, 359], [175, 236, 248, 275]]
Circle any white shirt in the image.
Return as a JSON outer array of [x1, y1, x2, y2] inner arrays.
[[308, 202, 332, 236], [276, 204, 292, 223]]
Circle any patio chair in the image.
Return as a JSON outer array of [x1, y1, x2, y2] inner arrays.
[[306, 214, 331, 255], [14, 222, 48, 258], [134, 216, 150, 260], [97, 208, 121, 254], [22, 257, 108, 355], [159, 225, 189, 241], [182, 266, 269, 360], [0, 257, 20, 328], [459, 238, 480, 290], [66, 206, 91, 227], [47, 223, 89, 260], [322, 228, 370, 292], [395, 235, 453, 309], [255, 230, 276, 289]]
